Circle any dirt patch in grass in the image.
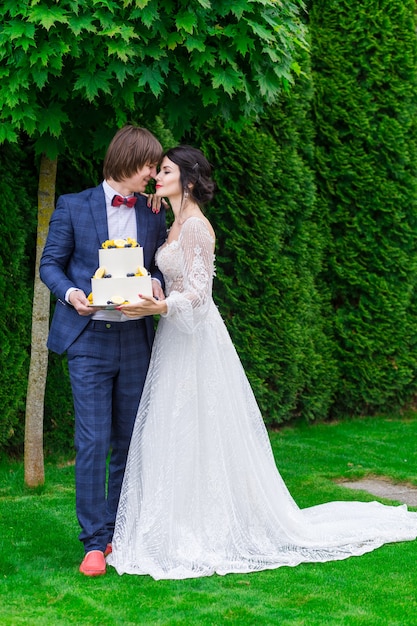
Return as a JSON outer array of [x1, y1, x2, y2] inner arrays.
[[336, 478, 417, 507]]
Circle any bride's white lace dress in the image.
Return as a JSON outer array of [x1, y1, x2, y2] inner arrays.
[[108, 217, 417, 580]]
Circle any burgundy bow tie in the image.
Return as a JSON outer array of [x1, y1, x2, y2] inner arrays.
[[111, 194, 137, 208]]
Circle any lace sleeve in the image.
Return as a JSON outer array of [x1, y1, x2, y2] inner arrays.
[[162, 218, 215, 333]]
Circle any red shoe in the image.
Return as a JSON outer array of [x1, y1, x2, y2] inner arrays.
[[104, 543, 112, 557], [79, 550, 106, 576]]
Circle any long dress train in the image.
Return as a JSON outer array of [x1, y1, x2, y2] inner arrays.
[[107, 217, 417, 580]]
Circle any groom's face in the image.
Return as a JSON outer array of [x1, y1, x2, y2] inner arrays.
[[124, 163, 158, 194]]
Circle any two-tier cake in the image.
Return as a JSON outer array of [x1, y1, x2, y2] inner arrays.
[[90, 238, 152, 306]]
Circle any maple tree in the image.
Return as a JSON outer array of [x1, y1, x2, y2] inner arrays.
[[0, 0, 306, 155]]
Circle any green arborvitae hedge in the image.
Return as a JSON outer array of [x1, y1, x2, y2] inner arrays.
[[310, 0, 417, 415], [258, 56, 338, 423], [5, 0, 417, 453], [0, 142, 37, 451], [193, 57, 337, 425]]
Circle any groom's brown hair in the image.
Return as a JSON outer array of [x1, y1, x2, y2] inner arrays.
[[103, 125, 163, 182]]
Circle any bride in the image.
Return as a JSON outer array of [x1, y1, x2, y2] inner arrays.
[[108, 145, 417, 580]]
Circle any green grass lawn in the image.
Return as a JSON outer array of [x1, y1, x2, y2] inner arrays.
[[1, 414, 417, 625]]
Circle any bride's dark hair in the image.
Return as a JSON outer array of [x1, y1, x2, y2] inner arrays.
[[164, 145, 215, 206]]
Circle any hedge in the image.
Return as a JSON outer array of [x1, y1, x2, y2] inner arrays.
[[310, 0, 417, 415]]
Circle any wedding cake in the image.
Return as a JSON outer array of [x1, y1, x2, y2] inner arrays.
[[90, 238, 152, 306]]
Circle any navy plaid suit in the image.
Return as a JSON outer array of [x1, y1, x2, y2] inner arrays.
[[40, 184, 167, 552]]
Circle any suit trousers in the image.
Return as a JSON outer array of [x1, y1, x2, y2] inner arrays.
[[67, 318, 151, 552]]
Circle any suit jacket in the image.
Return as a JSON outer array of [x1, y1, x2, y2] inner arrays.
[[40, 184, 167, 354]]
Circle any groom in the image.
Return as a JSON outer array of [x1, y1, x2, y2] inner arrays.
[[40, 125, 167, 576]]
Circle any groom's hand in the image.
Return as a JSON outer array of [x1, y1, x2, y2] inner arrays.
[[152, 279, 165, 301], [69, 290, 92, 316]]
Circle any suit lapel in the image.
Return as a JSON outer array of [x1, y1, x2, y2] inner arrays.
[[135, 195, 149, 248], [90, 185, 109, 246]]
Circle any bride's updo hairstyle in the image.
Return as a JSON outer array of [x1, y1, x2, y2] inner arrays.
[[164, 145, 215, 206]]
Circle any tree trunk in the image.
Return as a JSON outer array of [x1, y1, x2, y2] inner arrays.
[[24, 154, 57, 487]]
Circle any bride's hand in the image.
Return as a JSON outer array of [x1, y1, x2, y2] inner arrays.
[[117, 293, 167, 317], [141, 192, 168, 214]]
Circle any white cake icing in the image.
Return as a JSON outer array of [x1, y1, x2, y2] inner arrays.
[[91, 240, 152, 305], [99, 246, 144, 274], [91, 274, 152, 305]]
